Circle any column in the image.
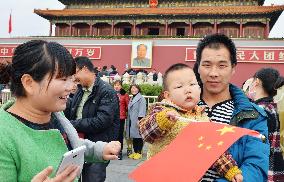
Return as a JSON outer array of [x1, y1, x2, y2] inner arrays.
[[93, 27, 97, 36], [132, 21, 136, 36], [49, 21, 53, 36], [214, 20, 217, 33], [114, 27, 116, 36], [69, 23, 72, 36], [188, 21, 192, 36], [89, 23, 93, 36], [265, 19, 270, 38], [239, 19, 243, 38], [165, 20, 168, 36], [55, 26, 58, 36], [111, 20, 114, 36]]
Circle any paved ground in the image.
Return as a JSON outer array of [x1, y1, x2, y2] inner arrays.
[[105, 145, 147, 182]]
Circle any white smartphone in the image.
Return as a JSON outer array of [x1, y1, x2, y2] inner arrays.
[[56, 145, 87, 177]]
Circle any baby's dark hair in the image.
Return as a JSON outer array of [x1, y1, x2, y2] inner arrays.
[[254, 67, 284, 97], [163, 63, 192, 91], [0, 40, 76, 97]]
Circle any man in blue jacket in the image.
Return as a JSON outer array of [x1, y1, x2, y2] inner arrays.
[[194, 34, 269, 181], [64, 56, 120, 182]]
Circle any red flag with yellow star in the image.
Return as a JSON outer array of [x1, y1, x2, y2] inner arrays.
[[129, 122, 261, 182]]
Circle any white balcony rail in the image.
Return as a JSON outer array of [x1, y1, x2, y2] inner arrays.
[[0, 89, 158, 109], [129, 95, 158, 108]]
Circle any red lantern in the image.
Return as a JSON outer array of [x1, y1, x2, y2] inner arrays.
[[149, 0, 158, 8]]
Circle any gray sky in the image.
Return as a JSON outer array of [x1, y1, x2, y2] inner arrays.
[[0, 0, 283, 38]]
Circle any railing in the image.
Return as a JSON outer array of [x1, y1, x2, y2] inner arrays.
[[129, 95, 158, 109], [0, 89, 158, 109], [143, 95, 158, 106]]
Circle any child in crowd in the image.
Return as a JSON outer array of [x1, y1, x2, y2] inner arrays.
[[113, 80, 130, 160], [138, 63, 243, 182]]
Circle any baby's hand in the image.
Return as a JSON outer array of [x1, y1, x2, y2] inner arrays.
[[232, 173, 243, 182], [166, 111, 180, 122]]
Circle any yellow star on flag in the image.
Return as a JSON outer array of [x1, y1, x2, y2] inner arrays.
[[198, 136, 204, 141], [206, 145, 212, 150], [198, 143, 204, 148], [217, 141, 224, 146], [216, 126, 236, 135]]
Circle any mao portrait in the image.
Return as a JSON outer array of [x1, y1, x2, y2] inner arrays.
[[131, 42, 152, 68]]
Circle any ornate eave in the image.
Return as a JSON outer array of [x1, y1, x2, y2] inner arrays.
[[58, 0, 266, 6], [35, 5, 284, 18]]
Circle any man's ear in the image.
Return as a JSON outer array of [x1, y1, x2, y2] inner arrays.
[[232, 65, 236, 76], [21, 74, 36, 95]]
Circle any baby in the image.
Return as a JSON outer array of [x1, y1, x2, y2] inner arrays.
[[139, 63, 243, 182]]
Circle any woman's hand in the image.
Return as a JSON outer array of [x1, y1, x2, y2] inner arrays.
[[102, 141, 121, 160], [31, 165, 79, 182]]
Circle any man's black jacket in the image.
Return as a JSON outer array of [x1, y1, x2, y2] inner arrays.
[[64, 77, 120, 142]]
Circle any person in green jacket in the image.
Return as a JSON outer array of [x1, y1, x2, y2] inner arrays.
[[0, 40, 121, 182]]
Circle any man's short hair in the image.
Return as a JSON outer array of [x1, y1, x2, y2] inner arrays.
[[137, 44, 147, 50], [74, 56, 95, 72], [163, 63, 191, 91], [195, 34, 237, 68]]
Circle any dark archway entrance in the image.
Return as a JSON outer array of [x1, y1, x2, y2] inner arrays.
[[123, 28, 132, 35], [176, 28, 185, 36], [148, 28, 159, 35]]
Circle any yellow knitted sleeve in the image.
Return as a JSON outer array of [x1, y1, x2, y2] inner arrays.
[[156, 108, 176, 131]]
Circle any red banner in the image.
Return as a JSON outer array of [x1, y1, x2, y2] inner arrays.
[[186, 46, 284, 63], [0, 45, 101, 60]]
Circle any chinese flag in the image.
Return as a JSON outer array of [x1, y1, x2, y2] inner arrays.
[[8, 13, 12, 34], [129, 122, 261, 182]]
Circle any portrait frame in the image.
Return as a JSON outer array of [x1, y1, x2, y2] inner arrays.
[[131, 41, 152, 69]]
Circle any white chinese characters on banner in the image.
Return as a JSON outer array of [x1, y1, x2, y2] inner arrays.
[[186, 47, 284, 63], [0, 45, 101, 60]]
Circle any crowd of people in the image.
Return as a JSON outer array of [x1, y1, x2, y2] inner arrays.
[[93, 64, 158, 81], [0, 34, 283, 182]]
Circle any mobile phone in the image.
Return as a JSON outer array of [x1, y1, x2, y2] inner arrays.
[[56, 145, 87, 177]]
